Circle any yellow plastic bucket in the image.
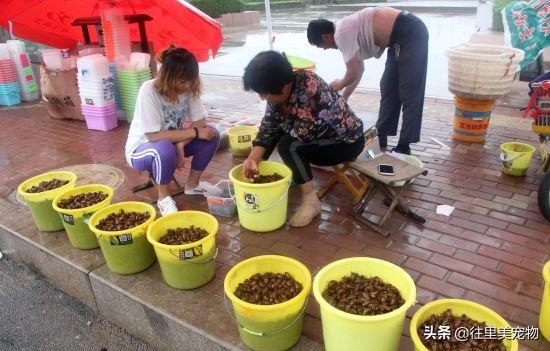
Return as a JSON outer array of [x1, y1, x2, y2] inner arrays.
[[52, 184, 114, 249], [410, 299, 518, 351], [228, 161, 292, 232], [88, 202, 156, 275], [286, 54, 316, 72], [224, 255, 312, 351], [17, 171, 77, 232], [147, 210, 218, 289], [228, 126, 258, 157], [452, 96, 494, 143], [500, 142, 535, 176], [540, 261, 550, 341], [312, 257, 416, 351]]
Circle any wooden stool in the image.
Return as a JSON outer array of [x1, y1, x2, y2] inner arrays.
[[349, 154, 428, 237], [317, 126, 378, 205]]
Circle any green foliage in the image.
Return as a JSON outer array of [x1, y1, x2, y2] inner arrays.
[[188, 0, 243, 18], [189, 0, 387, 18], [493, 0, 516, 32], [305, 0, 386, 3], [241, 1, 305, 11]]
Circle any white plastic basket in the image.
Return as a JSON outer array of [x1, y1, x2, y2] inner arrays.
[[204, 180, 237, 218], [446, 43, 524, 99]]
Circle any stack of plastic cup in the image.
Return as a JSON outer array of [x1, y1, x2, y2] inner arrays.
[[115, 53, 153, 122], [116, 66, 152, 122], [0, 44, 21, 106], [77, 54, 117, 131], [101, 8, 131, 62], [41, 49, 76, 72], [7, 40, 38, 102], [108, 62, 123, 109]]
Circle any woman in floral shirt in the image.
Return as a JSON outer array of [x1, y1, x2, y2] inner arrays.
[[242, 51, 364, 227]]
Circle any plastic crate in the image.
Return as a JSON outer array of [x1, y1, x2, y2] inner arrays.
[[0, 93, 21, 106], [84, 113, 118, 131], [205, 180, 236, 217]]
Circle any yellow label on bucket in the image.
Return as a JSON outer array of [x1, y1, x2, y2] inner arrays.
[[110, 234, 133, 245], [62, 213, 74, 225], [238, 135, 252, 143], [179, 245, 203, 260], [243, 192, 259, 211]]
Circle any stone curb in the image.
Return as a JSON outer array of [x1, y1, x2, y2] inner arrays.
[[0, 198, 321, 351]]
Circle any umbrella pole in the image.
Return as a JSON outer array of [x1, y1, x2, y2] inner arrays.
[[8, 21, 13, 40], [264, 0, 273, 50]]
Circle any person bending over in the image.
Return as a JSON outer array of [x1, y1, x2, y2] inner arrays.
[[242, 51, 364, 227], [307, 8, 428, 154]]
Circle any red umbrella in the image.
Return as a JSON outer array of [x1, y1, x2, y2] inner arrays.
[[0, 0, 223, 62]]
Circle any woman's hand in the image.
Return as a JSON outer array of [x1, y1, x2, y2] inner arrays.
[[242, 158, 259, 181], [198, 127, 217, 140]]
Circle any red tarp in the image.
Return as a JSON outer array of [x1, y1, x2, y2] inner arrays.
[[0, 0, 223, 62]]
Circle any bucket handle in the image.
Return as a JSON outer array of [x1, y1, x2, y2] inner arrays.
[[209, 179, 231, 192], [223, 290, 308, 337], [168, 247, 219, 264], [228, 180, 291, 214], [499, 151, 526, 163]]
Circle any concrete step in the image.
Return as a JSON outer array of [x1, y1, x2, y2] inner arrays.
[[0, 198, 322, 351]]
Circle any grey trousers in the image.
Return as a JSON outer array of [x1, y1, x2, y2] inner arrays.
[[376, 11, 429, 144]]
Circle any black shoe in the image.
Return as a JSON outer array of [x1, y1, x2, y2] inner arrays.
[[391, 144, 411, 155]]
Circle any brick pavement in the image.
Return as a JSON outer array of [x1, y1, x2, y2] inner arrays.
[[0, 75, 548, 350]]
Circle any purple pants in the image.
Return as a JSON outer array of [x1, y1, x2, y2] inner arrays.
[[130, 128, 220, 185]]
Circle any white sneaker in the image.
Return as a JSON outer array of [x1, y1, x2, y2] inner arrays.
[[184, 181, 213, 196], [158, 196, 178, 216]]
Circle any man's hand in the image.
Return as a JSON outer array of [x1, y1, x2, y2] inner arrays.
[[198, 127, 217, 140], [330, 79, 344, 92]]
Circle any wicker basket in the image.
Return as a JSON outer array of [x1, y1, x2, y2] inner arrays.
[[446, 43, 524, 99]]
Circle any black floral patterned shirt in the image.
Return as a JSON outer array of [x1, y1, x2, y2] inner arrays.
[[252, 71, 364, 149]]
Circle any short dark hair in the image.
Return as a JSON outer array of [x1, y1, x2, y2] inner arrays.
[[243, 51, 293, 95], [307, 19, 334, 46]]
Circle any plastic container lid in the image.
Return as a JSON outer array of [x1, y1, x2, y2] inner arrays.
[[77, 54, 110, 76]]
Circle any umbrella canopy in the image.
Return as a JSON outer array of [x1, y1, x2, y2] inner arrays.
[[0, 0, 223, 62]]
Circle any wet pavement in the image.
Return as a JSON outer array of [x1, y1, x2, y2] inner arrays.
[[200, 7, 476, 99], [0, 75, 548, 350]]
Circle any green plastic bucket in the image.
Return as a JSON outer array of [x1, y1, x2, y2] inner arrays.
[[88, 202, 156, 274], [118, 82, 145, 89], [52, 184, 113, 249], [119, 93, 138, 100], [17, 171, 77, 231], [313, 257, 416, 351], [500, 142, 535, 176], [118, 77, 149, 82], [224, 255, 312, 351], [228, 161, 292, 232], [411, 299, 518, 351], [286, 54, 316, 72], [147, 211, 218, 289], [116, 69, 151, 76], [124, 109, 135, 123]]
